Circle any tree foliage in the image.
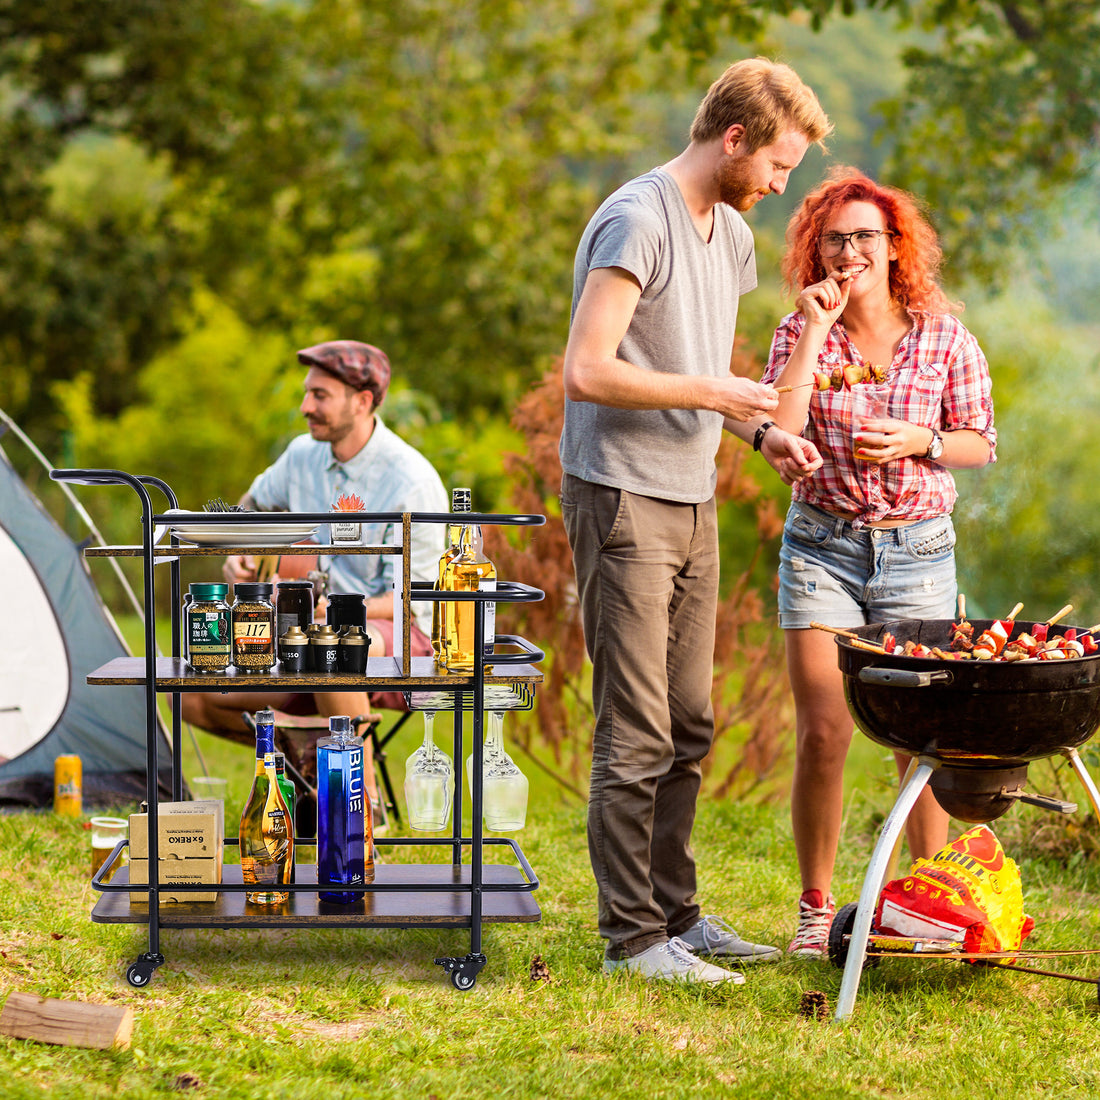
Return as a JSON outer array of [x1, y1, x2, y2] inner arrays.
[[654, 0, 1100, 280], [0, 0, 677, 450]]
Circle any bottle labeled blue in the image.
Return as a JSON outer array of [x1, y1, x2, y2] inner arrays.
[[316, 715, 372, 903]]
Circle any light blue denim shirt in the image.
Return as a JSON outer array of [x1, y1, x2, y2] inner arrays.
[[247, 416, 448, 631]]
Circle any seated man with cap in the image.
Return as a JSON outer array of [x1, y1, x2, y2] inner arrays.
[[181, 340, 448, 815]]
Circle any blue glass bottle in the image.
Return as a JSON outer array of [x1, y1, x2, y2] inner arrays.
[[316, 716, 371, 903]]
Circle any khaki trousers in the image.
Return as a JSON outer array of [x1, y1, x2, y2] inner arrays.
[[561, 474, 718, 959]]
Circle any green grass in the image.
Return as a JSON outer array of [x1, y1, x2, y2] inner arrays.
[[5, 724, 1100, 1099], [8, 614, 1098, 1096]]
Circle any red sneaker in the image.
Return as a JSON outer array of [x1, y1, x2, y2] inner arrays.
[[788, 890, 836, 957]]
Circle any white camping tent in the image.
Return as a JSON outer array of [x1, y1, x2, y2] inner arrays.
[[0, 412, 173, 807]]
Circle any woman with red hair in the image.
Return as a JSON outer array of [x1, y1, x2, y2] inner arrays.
[[759, 168, 996, 956]]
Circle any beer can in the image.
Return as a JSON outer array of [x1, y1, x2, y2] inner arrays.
[[54, 755, 83, 817]]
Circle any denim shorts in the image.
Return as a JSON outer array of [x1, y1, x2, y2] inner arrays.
[[777, 501, 957, 630]]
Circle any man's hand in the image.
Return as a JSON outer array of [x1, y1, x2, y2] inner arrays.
[[223, 554, 258, 585], [761, 427, 823, 486], [713, 376, 780, 422]]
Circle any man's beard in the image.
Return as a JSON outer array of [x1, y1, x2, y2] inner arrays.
[[305, 409, 355, 444], [714, 154, 760, 211]]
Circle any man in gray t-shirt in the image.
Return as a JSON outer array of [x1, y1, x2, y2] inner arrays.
[[560, 58, 829, 984]]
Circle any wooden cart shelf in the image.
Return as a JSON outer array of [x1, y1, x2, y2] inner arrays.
[[87, 656, 543, 690], [85, 544, 393, 558]]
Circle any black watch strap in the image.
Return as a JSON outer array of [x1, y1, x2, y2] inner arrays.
[[753, 421, 777, 452]]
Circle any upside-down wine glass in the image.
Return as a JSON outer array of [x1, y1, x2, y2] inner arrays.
[[403, 710, 454, 831], [465, 710, 528, 831]]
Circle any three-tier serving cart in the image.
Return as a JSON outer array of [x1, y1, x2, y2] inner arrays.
[[53, 468, 545, 991]]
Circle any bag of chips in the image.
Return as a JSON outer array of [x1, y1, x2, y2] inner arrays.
[[875, 825, 1034, 958]]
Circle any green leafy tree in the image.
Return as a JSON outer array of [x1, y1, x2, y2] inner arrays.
[[270, 0, 679, 414], [654, 0, 1100, 280], [0, 0, 680, 450], [0, 0, 313, 441]]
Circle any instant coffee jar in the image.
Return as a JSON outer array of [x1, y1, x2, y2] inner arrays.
[[338, 625, 371, 674], [278, 626, 309, 673], [232, 582, 276, 672], [310, 623, 341, 673], [186, 582, 232, 673]]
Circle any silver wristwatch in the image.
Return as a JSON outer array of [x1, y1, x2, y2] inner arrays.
[[924, 428, 944, 461]]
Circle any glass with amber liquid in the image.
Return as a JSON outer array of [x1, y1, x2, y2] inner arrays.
[[440, 516, 496, 672], [90, 816, 128, 879], [239, 709, 294, 905], [432, 487, 472, 661]]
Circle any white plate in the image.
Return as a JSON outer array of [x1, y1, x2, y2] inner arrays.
[[169, 523, 320, 547]]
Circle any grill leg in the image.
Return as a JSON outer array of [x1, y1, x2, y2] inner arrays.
[[1064, 747, 1100, 821], [834, 755, 938, 1023]]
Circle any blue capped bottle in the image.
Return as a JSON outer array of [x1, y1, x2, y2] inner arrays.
[[239, 708, 294, 905], [316, 716, 372, 903]]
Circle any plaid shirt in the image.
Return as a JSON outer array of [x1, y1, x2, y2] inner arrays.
[[763, 311, 996, 527]]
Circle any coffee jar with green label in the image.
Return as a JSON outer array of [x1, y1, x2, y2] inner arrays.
[[186, 582, 232, 673]]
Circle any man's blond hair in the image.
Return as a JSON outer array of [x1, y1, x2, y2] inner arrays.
[[689, 57, 831, 152]]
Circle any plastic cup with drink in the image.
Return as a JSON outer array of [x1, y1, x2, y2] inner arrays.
[[851, 384, 891, 461], [90, 816, 128, 880]]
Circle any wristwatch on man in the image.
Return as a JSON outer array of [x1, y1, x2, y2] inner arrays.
[[924, 428, 944, 461]]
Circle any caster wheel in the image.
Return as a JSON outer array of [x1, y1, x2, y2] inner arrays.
[[126, 963, 152, 987], [451, 970, 476, 991], [828, 902, 860, 969]]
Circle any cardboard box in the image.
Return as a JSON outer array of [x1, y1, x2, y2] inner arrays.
[[128, 800, 223, 903]]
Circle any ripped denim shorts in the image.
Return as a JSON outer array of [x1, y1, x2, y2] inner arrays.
[[777, 500, 957, 630]]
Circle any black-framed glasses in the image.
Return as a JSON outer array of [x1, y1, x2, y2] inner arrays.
[[819, 229, 894, 258]]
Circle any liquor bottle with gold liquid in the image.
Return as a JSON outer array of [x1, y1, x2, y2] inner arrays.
[[432, 487, 472, 661], [239, 708, 294, 905], [440, 509, 496, 672], [272, 751, 297, 883]]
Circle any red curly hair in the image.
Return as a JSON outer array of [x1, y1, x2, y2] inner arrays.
[[781, 167, 957, 314]]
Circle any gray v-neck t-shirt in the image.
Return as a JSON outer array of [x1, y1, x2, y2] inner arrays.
[[559, 167, 757, 504]]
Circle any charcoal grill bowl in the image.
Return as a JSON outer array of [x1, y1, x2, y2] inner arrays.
[[837, 618, 1100, 766]]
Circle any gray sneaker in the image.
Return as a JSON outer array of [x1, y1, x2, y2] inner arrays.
[[603, 936, 745, 984], [677, 915, 781, 963]]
